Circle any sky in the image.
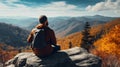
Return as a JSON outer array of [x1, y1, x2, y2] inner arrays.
[[0, 0, 120, 18]]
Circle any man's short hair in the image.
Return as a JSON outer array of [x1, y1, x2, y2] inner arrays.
[[39, 15, 47, 23]]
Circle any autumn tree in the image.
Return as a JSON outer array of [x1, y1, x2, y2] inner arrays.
[[80, 22, 93, 52]]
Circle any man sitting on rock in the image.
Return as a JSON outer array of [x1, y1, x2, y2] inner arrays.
[[27, 15, 60, 57]]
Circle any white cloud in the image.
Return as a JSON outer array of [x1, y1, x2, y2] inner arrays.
[[0, 1, 85, 17], [86, 2, 105, 11], [47, 1, 77, 10], [34, 1, 77, 11], [0, 2, 9, 9], [86, 0, 120, 12], [0, 1, 119, 17], [115, 10, 120, 13], [5, 0, 20, 4]]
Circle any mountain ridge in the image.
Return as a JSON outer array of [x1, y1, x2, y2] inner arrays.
[[26, 15, 118, 37], [0, 23, 29, 47]]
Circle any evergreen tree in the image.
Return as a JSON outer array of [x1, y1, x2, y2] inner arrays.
[[80, 22, 92, 52], [69, 41, 72, 48]]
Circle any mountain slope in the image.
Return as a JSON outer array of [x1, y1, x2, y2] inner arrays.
[[0, 23, 29, 47], [57, 18, 120, 49]]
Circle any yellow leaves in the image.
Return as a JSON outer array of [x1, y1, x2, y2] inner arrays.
[[93, 24, 120, 60], [108, 24, 120, 44]]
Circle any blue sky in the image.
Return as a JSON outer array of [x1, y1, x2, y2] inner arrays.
[[0, 0, 120, 17]]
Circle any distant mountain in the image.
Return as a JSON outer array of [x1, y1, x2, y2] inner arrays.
[[0, 23, 29, 47], [26, 15, 118, 37], [0, 16, 37, 27], [57, 18, 120, 49], [25, 17, 70, 30], [0, 15, 118, 37]]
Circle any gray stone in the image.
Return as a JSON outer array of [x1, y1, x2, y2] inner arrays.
[[5, 47, 102, 67]]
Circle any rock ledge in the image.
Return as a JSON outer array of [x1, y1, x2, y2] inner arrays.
[[6, 47, 102, 67]]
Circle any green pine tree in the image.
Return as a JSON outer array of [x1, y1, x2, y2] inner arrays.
[[80, 22, 92, 52]]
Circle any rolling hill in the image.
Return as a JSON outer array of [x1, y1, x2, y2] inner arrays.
[[0, 23, 29, 47]]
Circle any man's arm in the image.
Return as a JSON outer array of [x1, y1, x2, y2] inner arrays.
[[27, 30, 34, 43], [50, 30, 60, 50], [50, 30, 57, 45]]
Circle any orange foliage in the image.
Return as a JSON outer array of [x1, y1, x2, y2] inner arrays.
[[57, 32, 82, 50], [0, 44, 19, 62], [92, 24, 120, 66], [93, 24, 120, 56]]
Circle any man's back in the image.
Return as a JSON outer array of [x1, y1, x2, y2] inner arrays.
[[27, 24, 56, 57], [31, 28, 47, 49], [27, 15, 60, 57]]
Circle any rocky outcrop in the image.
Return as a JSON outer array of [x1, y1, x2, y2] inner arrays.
[[6, 47, 102, 67]]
